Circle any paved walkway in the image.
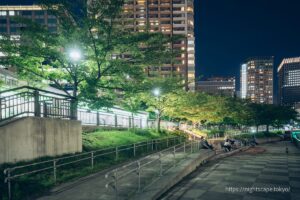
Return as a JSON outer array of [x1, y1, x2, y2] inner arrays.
[[160, 141, 300, 200], [37, 143, 200, 200]]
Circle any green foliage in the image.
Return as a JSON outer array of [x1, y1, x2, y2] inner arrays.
[[232, 131, 282, 140], [82, 129, 170, 150], [0, 0, 174, 109]]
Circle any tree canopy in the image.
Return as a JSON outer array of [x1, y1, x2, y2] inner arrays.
[[0, 0, 174, 108]]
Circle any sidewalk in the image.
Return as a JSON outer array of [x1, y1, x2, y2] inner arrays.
[[160, 141, 300, 200], [38, 144, 214, 200]]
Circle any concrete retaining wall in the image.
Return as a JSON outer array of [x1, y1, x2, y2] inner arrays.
[[0, 117, 82, 164]]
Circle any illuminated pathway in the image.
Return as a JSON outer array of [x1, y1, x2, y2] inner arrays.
[[160, 141, 300, 200]]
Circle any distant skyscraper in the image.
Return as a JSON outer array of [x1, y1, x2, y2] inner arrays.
[[240, 64, 247, 99], [278, 57, 300, 110], [196, 77, 236, 97], [120, 0, 195, 91], [240, 57, 274, 104]]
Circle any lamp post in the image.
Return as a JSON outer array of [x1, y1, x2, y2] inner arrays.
[[153, 88, 161, 132], [68, 48, 82, 120]]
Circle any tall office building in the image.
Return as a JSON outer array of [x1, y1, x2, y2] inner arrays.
[[278, 57, 300, 110], [120, 0, 195, 90], [196, 77, 236, 97], [240, 57, 274, 104]]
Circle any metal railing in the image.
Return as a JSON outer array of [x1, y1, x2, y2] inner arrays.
[[292, 133, 300, 148], [78, 109, 146, 128], [0, 86, 75, 123], [3, 136, 184, 200], [0, 86, 148, 128], [105, 140, 211, 199]]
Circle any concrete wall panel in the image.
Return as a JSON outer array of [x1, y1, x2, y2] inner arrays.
[[0, 117, 82, 164]]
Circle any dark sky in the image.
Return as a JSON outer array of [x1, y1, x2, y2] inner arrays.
[[2, 0, 300, 87], [195, 0, 300, 82]]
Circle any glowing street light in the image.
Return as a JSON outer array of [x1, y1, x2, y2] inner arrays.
[[69, 48, 82, 62], [153, 88, 160, 97]]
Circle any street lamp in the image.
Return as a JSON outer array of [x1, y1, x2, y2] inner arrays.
[[153, 88, 160, 97], [69, 48, 82, 62]]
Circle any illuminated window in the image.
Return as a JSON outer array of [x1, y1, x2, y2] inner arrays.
[[9, 11, 15, 16], [0, 11, 6, 16]]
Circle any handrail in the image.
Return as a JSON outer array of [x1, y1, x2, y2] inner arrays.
[[0, 86, 74, 99], [3, 136, 184, 200], [105, 139, 205, 198]]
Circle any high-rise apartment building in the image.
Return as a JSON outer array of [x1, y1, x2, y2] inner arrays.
[[196, 77, 236, 97], [121, 0, 195, 90], [240, 57, 274, 104], [0, 5, 57, 35], [278, 57, 300, 110], [0, 5, 57, 85], [1, 1, 195, 90]]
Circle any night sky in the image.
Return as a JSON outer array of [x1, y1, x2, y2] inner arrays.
[[195, 0, 300, 83], [2, 0, 300, 91]]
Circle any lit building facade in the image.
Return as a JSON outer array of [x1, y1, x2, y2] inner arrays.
[[240, 64, 247, 99], [0, 5, 57, 35], [240, 57, 274, 104], [0, 5, 57, 79], [1, 2, 195, 91], [196, 77, 236, 97], [278, 57, 300, 110], [120, 0, 195, 90]]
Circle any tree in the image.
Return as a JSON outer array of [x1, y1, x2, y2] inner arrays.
[[120, 93, 143, 129], [247, 103, 298, 133], [140, 77, 183, 132], [0, 0, 173, 110], [272, 105, 298, 130]]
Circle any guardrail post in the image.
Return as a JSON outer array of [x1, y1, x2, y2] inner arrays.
[[159, 153, 163, 176], [137, 161, 141, 192], [33, 90, 40, 117], [173, 146, 176, 167], [97, 112, 100, 126], [91, 151, 94, 169], [114, 114, 118, 127], [133, 143, 136, 157], [5, 169, 11, 200], [53, 159, 57, 184], [115, 147, 118, 161], [140, 118, 142, 128], [191, 142, 193, 153], [166, 138, 169, 147], [70, 99, 77, 120], [43, 102, 48, 117], [184, 142, 186, 153], [155, 140, 158, 151], [0, 98, 2, 120], [151, 140, 154, 151]]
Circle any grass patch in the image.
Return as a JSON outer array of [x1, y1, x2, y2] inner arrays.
[[82, 128, 169, 151]]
